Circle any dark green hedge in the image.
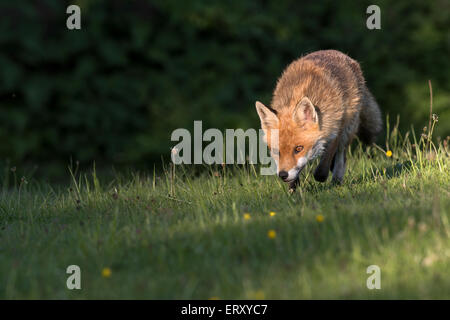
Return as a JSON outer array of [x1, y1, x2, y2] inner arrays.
[[0, 0, 448, 166]]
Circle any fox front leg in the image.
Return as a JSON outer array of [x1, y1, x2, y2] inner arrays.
[[288, 178, 299, 194], [331, 147, 347, 184], [314, 138, 339, 182]]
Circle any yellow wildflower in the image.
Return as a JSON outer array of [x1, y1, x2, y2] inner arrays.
[[316, 214, 325, 223], [269, 211, 276, 217], [101, 267, 112, 278], [267, 230, 276, 239], [244, 213, 251, 220], [251, 290, 265, 300], [386, 150, 393, 157]]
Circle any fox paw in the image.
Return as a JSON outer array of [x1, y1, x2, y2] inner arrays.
[[331, 177, 343, 185]]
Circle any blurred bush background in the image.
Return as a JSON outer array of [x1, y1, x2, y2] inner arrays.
[[0, 0, 448, 175]]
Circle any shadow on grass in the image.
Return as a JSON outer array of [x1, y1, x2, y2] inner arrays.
[[297, 160, 415, 192], [109, 201, 433, 299]]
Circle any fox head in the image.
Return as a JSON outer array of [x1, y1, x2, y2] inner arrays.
[[256, 97, 325, 183]]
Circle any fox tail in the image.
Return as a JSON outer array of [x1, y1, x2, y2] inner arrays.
[[358, 88, 382, 145]]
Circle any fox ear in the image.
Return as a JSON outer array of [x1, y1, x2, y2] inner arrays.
[[293, 97, 318, 124], [255, 101, 278, 129]]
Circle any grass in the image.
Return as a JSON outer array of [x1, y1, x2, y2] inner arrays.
[[0, 116, 449, 299]]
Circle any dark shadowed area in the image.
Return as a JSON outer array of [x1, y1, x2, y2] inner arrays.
[[0, 0, 448, 178]]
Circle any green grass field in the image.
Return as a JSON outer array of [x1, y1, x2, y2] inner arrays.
[[0, 119, 449, 299]]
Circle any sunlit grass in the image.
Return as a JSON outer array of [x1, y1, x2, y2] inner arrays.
[[0, 115, 448, 299]]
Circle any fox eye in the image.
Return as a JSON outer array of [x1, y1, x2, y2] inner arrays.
[[294, 145, 304, 154]]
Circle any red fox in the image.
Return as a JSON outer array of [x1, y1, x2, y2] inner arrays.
[[256, 50, 382, 190]]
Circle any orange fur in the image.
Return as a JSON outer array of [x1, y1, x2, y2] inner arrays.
[[256, 50, 382, 185]]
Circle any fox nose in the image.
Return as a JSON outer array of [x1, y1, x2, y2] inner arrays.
[[278, 171, 288, 181]]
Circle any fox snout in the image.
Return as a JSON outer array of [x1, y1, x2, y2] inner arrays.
[[277, 167, 302, 183], [278, 170, 289, 181]]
